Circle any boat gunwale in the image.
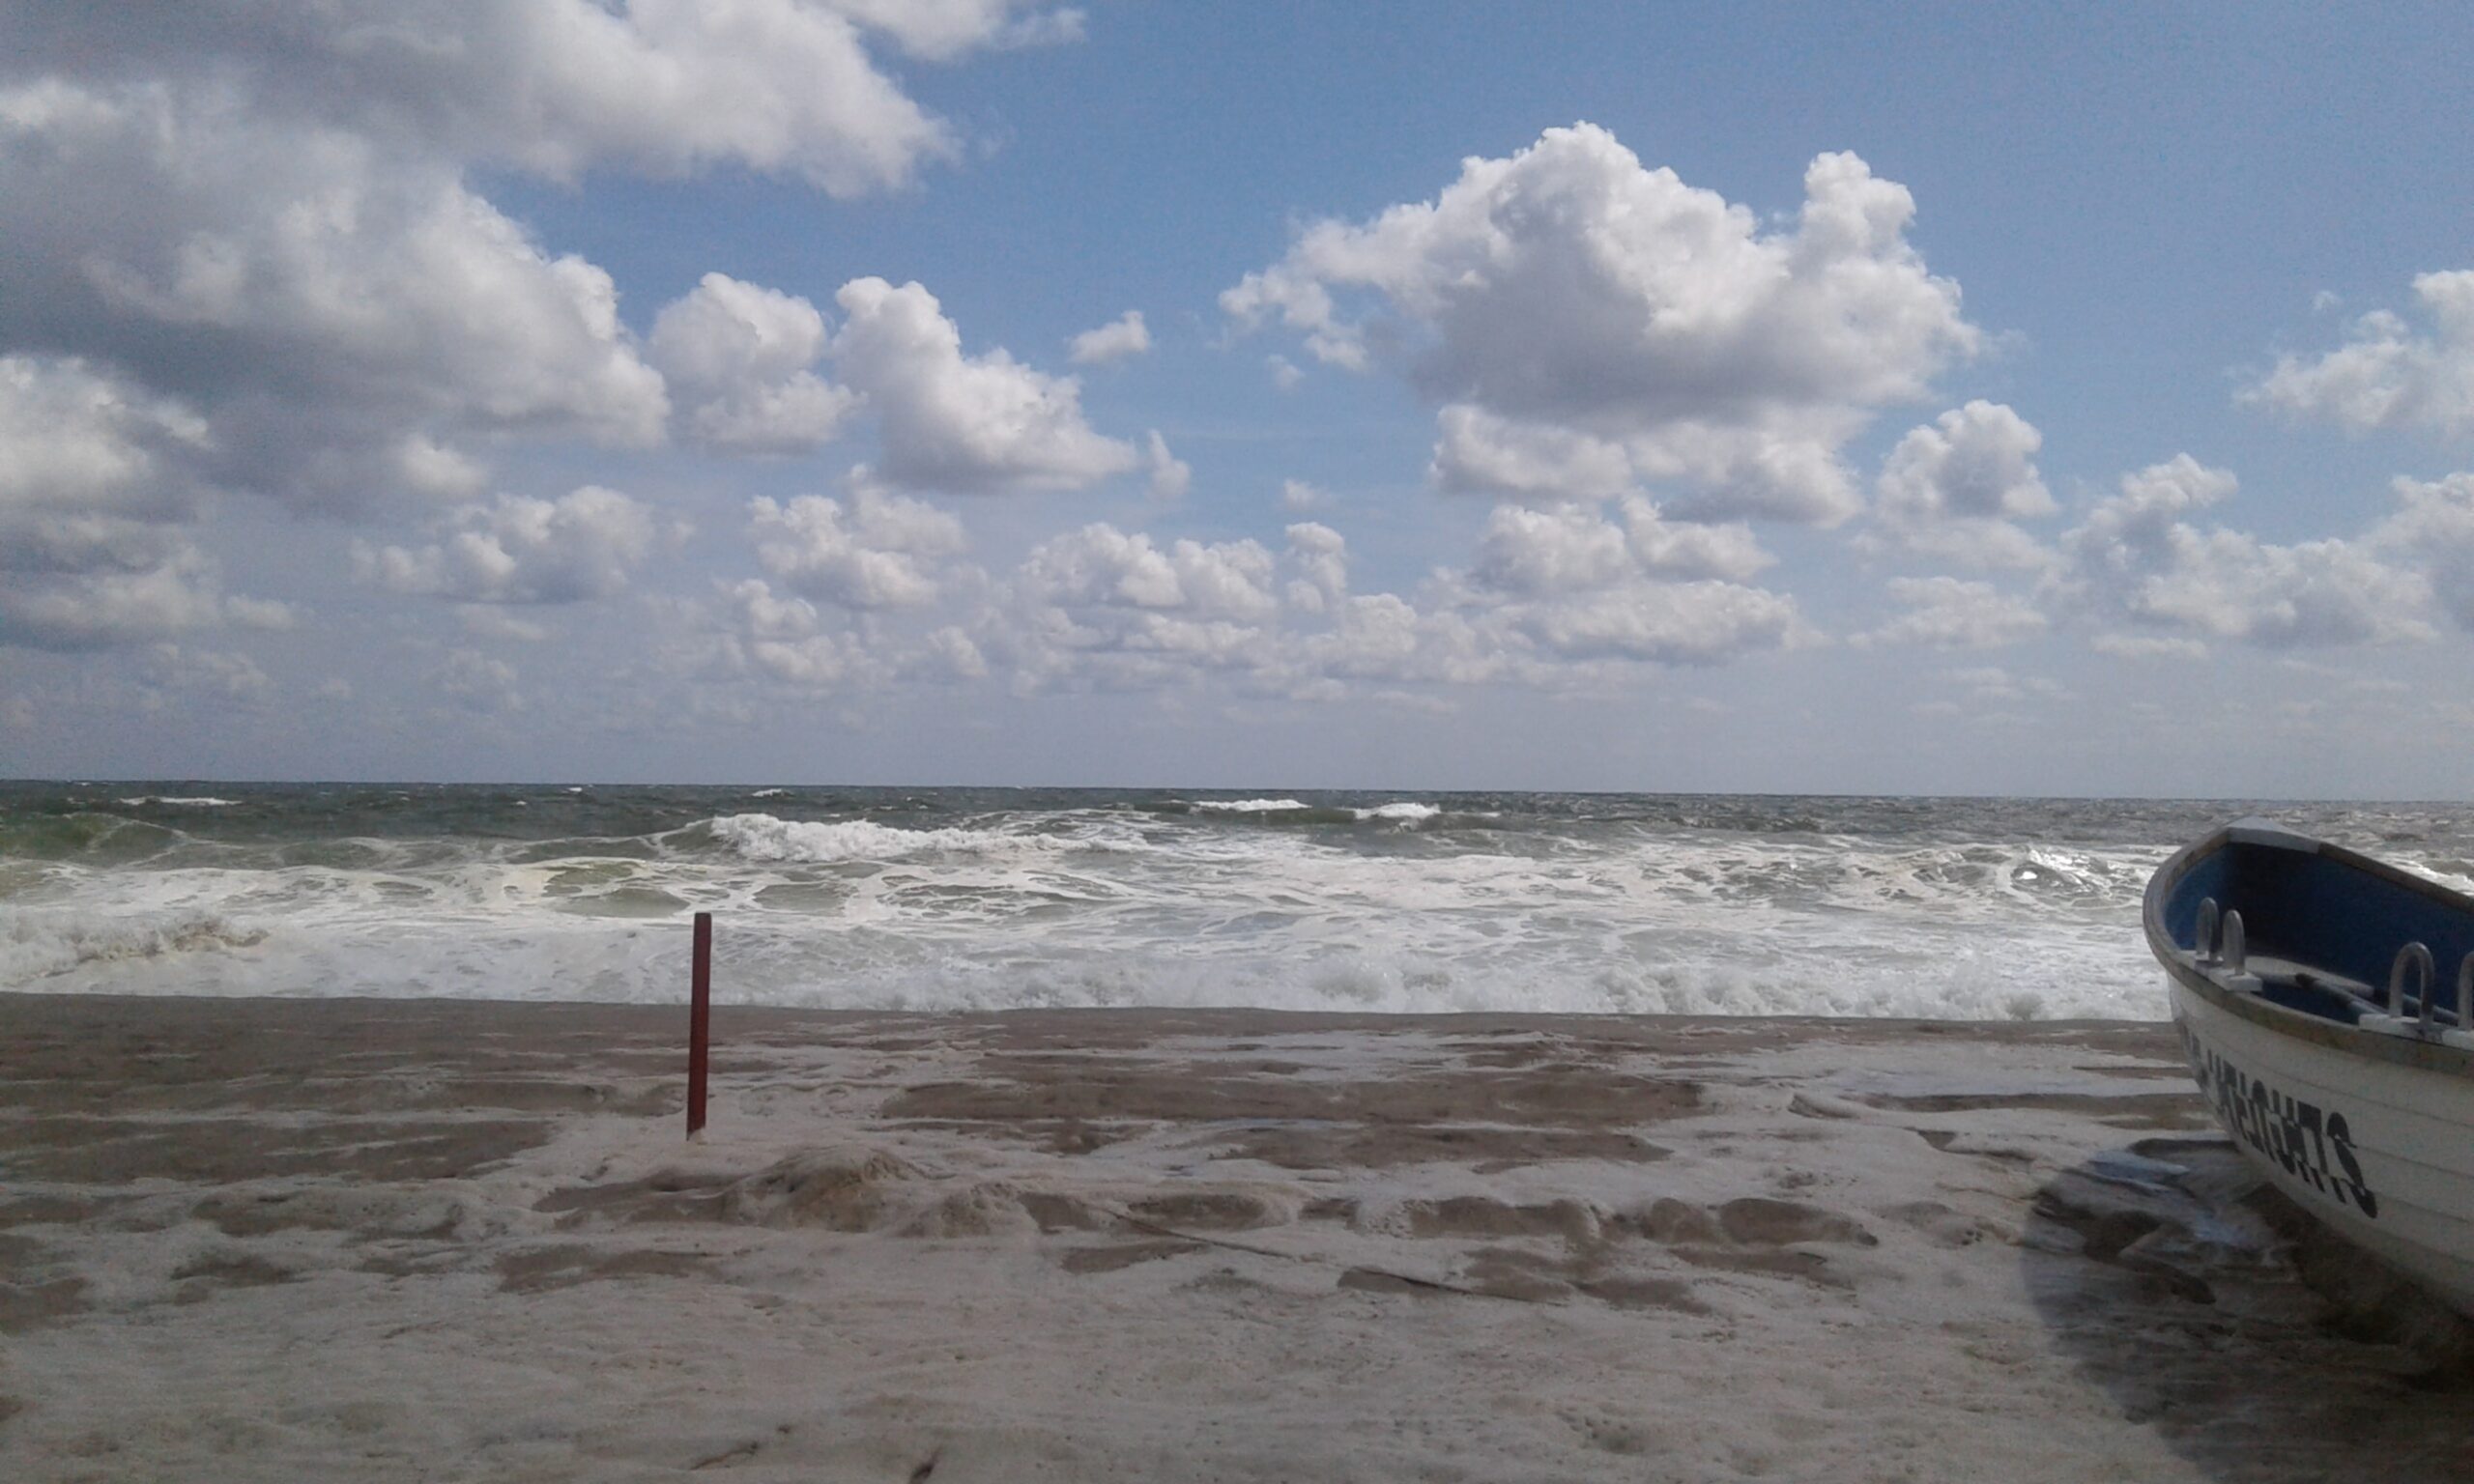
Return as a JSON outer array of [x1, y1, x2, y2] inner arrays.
[[2145, 822, 2474, 1078]]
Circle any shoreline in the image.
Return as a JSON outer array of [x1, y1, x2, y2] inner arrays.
[[5, 994, 2471, 1480]]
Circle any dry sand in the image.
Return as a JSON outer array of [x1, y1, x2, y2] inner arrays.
[[4, 993, 2471, 1482]]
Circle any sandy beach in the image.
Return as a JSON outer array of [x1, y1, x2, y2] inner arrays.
[[4, 994, 2471, 1483]]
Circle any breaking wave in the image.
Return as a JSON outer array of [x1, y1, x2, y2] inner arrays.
[[4, 785, 2467, 1019], [705, 813, 1063, 863]]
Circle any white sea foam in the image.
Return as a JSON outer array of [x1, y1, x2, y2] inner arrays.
[[2, 909, 267, 984], [708, 812, 1059, 863], [0, 815, 2170, 1017], [10, 791, 2463, 1021], [117, 796, 238, 808]]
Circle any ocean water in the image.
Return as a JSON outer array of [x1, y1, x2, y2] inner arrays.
[[5, 785, 2471, 1019]]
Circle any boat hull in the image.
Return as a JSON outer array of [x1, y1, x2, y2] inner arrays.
[[2171, 973, 2474, 1313]]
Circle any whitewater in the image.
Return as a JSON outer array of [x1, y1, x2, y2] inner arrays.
[[6, 785, 2471, 1019]]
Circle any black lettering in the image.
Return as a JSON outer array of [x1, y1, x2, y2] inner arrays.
[[2328, 1113, 2378, 1218], [2293, 1101, 2328, 1191], [2279, 1093, 2308, 1176], [2183, 1032, 2375, 1217]]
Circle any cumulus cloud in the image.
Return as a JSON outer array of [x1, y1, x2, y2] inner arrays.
[[2056, 456, 2431, 650], [1492, 581, 1805, 666], [1854, 577, 2047, 650], [1225, 125, 1977, 522], [0, 354, 296, 649], [973, 501, 1805, 700], [650, 273, 855, 453], [830, 277, 1136, 492], [1872, 401, 2056, 569], [0, 5, 1088, 651], [1068, 310, 1151, 365], [0, 2, 1070, 197], [0, 355, 210, 571], [2, 549, 291, 652], [1018, 526, 1280, 619], [1429, 406, 1634, 502], [748, 486, 967, 609], [145, 644, 275, 703], [2369, 471, 2474, 629], [431, 646, 523, 712], [988, 524, 1356, 695], [1471, 499, 1770, 594], [1282, 522, 1348, 614], [812, 0, 1086, 62], [2246, 271, 2474, 436], [0, 78, 668, 516], [360, 487, 657, 605], [1143, 432, 1192, 501], [1280, 479, 1326, 511], [721, 581, 881, 690]]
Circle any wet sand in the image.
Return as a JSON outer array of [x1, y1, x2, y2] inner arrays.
[[3, 993, 2470, 1482]]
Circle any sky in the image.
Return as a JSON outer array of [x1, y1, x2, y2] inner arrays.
[[4, 2, 2474, 797]]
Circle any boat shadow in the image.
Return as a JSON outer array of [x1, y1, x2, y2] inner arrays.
[[2025, 1136, 2474, 1481]]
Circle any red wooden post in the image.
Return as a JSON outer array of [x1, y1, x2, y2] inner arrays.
[[687, 911, 712, 1139]]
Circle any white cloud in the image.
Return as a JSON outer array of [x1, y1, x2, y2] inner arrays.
[[459, 608, 554, 643], [361, 486, 657, 605], [430, 646, 522, 712], [1144, 432, 1192, 501], [926, 624, 990, 679], [814, 1, 1086, 62], [2056, 456, 2432, 650], [736, 596, 877, 690], [2368, 471, 2474, 629], [1283, 522, 1348, 614], [1872, 401, 2056, 569], [1471, 499, 1769, 595], [0, 355, 210, 573], [2246, 271, 2474, 436], [1, 548, 274, 651], [0, 354, 298, 649], [0, 2, 1064, 198], [2131, 529, 2426, 648], [748, 486, 967, 609], [0, 79, 668, 515], [1418, 499, 1802, 674], [145, 644, 273, 702], [1854, 576, 2047, 650], [1266, 356, 1304, 391], [646, 578, 890, 696], [1280, 479, 1326, 511], [2089, 632, 2208, 661], [976, 503, 1803, 700], [0, 4, 1090, 650], [1428, 406, 1634, 502], [650, 273, 855, 453], [987, 523, 1403, 696], [830, 277, 1137, 492], [1225, 125, 1977, 523], [1017, 526, 1280, 620], [1068, 310, 1151, 365], [1498, 581, 1805, 666]]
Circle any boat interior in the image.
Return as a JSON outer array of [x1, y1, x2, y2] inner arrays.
[[2159, 823, 2474, 1034]]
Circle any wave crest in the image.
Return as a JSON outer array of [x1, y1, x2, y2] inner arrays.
[[3, 911, 267, 985], [707, 813, 1056, 864]]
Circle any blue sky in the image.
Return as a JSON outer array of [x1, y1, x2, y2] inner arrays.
[[5, 3, 2473, 795]]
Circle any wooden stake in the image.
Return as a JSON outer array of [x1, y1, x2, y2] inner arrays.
[[687, 910, 711, 1139]]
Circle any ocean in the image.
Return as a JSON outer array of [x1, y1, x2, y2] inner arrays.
[[5, 785, 2470, 1019]]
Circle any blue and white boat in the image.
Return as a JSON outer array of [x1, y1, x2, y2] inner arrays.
[[2146, 819, 2474, 1313]]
